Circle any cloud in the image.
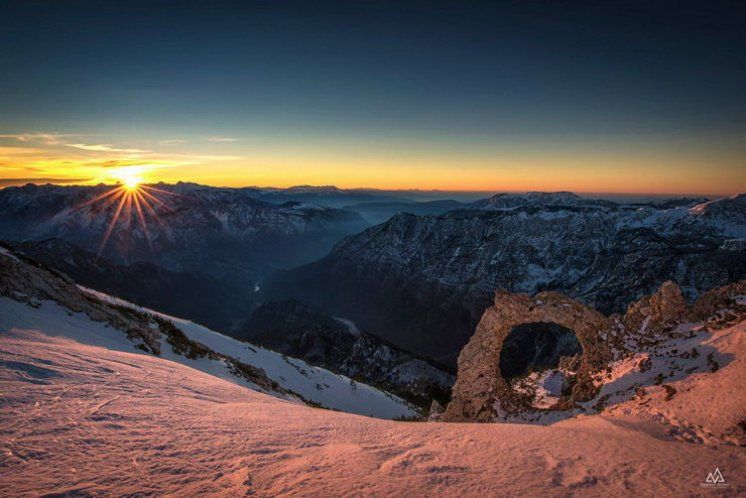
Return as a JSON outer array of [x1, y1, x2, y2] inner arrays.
[[0, 132, 81, 145], [90, 159, 155, 168], [66, 143, 151, 154], [159, 139, 186, 145], [206, 136, 239, 143], [0, 146, 47, 156], [1, 132, 152, 154], [170, 153, 244, 161], [0, 177, 91, 187]]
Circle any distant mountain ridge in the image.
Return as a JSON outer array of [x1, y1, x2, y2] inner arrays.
[[470, 191, 617, 210], [0, 182, 368, 283], [262, 193, 746, 365]]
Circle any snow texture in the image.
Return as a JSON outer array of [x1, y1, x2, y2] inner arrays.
[[1, 326, 744, 497]]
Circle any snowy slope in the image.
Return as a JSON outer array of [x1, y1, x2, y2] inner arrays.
[[0, 296, 416, 419], [80, 287, 417, 418], [0, 247, 417, 419], [1, 328, 744, 497]]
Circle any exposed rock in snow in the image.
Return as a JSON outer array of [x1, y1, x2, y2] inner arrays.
[[444, 291, 612, 421], [594, 317, 746, 447], [444, 280, 746, 429]]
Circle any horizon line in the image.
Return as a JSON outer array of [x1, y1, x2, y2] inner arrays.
[[0, 180, 737, 199]]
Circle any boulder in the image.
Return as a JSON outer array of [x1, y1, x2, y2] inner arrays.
[[623, 280, 689, 335]]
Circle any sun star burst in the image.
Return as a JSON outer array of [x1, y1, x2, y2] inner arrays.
[[72, 182, 176, 258]]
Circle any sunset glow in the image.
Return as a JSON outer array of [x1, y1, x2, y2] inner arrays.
[[0, 134, 744, 195], [111, 167, 145, 191], [1, 1, 744, 196], [1, 2, 745, 497]]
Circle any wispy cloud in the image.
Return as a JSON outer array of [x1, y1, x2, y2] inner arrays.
[[90, 159, 156, 168], [0, 132, 81, 146], [0, 130, 245, 188], [206, 136, 239, 143], [0, 146, 47, 156], [158, 139, 186, 146], [169, 153, 244, 161], [66, 143, 151, 154]]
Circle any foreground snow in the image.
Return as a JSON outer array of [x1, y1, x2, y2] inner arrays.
[[1, 328, 744, 497]]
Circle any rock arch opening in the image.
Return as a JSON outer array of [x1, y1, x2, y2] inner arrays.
[[498, 322, 583, 380]]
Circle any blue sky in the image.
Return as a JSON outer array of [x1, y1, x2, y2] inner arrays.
[[1, 0, 744, 193]]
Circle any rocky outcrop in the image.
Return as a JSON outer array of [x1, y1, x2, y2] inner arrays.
[[443, 279, 746, 423], [691, 280, 746, 328], [443, 290, 612, 422], [622, 280, 690, 335], [618, 279, 746, 349], [237, 300, 455, 407]]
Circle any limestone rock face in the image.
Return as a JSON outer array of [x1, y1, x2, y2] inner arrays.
[[443, 279, 746, 423], [623, 280, 689, 335], [427, 399, 445, 421], [691, 280, 746, 328], [443, 290, 612, 422]]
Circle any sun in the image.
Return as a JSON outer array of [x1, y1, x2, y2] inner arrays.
[[76, 171, 176, 257], [121, 174, 142, 191], [110, 166, 145, 191]]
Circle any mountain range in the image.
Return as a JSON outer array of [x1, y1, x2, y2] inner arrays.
[[0, 182, 367, 284], [2, 183, 744, 373], [262, 192, 746, 365]]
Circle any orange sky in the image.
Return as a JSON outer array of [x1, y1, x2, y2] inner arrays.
[[1, 132, 744, 195]]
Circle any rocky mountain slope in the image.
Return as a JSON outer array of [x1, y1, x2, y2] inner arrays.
[[263, 193, 746, 365], [6, 238, 251, 332], [341, 199, 466, 225], [5, 239, 453, 407], [0, 182, 367, 283], [237, 300, 454, 407], [0, 244, 417, 418]]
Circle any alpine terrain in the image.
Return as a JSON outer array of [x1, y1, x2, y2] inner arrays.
[[263, 192, 746, 365]]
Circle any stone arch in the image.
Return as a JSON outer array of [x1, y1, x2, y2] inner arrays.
[[443, 290, 613, 422]]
